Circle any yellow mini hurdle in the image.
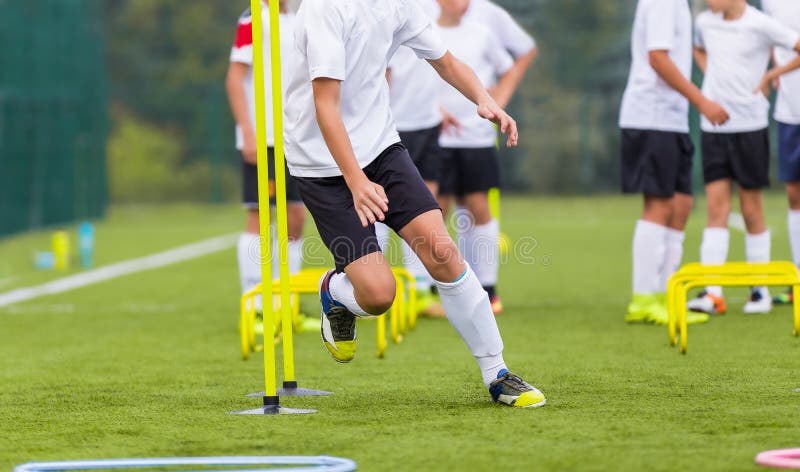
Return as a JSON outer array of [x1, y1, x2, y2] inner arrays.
[[667, 262, 800, 354], [241, 267, 418, 361]]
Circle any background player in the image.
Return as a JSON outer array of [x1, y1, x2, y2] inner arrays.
[[226, 0, 311, 328], [688, 0, 800, 315], [284, 0, 545, 407], [619, 0, 728, 325], [762, 0, 800, 306]]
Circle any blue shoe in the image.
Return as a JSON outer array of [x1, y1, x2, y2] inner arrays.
[[319, 270, 357, 363], [489, 369, 546, 408]]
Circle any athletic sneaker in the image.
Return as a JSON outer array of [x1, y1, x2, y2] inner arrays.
[[687, 291, 727, 315], [626, 293, 659, 323], [646, 301, 709, 325], [490, 295, 504, 315], [773, 288, 793, 305], [319, 270, 357, 363], [743, 288, 772, 314], [489, 369, 546, 408]]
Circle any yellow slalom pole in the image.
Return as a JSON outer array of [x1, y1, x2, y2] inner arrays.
[[265, 0, 297, 389], [250, 0, 277, 402]]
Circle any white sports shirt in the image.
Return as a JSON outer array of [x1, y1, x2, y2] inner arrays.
[[437, 20, 514, 148], [284, 0, 447, 177], [618, 0, 693, 133], [695, 6, 800, 133], [229, 5, 295, 149], [761, 0, 800, 125]]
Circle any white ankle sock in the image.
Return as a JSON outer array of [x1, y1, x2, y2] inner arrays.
[[660, 229, 685, 291], [329, 272, 371, 318], [746, 230, 771, 294], [401, 239, 433, 292], [788, 210, 800, 267], [288, 238, 303, 275], [238, 232, 263, 311], [375, 222, 391, 254], [435, 266, 506, 387], [469, 220, 500, 288], [632, 220, 667, 295], [700, 227, 729, 297]]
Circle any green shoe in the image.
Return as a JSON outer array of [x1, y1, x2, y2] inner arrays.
[[626, 294, 659, 323]]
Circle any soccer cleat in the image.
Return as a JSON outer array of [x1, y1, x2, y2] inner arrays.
[[743, 288, 772, 314], [490, 295, 504, 315], [687, 291, 727, 315], [489, 369, 546, 408], [645, 301, 709, 325], [626, 294, 658, 323], [773, 288, 793, 305], [319, 270, 357, 363]]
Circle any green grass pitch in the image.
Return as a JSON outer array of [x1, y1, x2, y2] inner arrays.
[[1, 196, 799, 471]]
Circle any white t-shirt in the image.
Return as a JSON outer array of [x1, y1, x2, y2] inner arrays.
[[761, 0, 800, 125], [229, 6, 296, 149], [618, 0, 693, 133], [284, 0, 447, 177], [422, 0, 536, 58], [695, 6, 800, 133], [388, 46, 442, 132], [437, 21, 514, 148]]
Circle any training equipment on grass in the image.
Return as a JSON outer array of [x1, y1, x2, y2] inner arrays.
[[230, 0, 319, 415], [667, 262, 800, 354], [755, 449, 800, 469], [240, 267, 419, 363], [14, 456, 357, 472]]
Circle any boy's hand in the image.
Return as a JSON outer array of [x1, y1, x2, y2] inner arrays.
[[440, 108, 462, 135], [348, 175, 389, 227], [699, 98, 729, 126], [478, 100, 519, 147], [755, 71, 777, 99], [241, 129, 258, 165]]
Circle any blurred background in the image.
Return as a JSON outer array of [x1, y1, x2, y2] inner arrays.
[[0, 0, 766, 238]]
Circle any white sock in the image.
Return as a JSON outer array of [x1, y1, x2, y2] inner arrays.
[[238, 232, 263, 311], [746, 230, 771, 295], [469, 220, 500, 288], [401, 239, 433, 292], [329, 272, 371, 317], [700, 227, 730, 297], [660, 229, 685, 292], [271, 232, 280, 281], [375, 222, 391, 254], [435, 266, 506, 387], [788, 210, 800, 267], [288, 238, 303, 275], [632, 220, 667, 295]]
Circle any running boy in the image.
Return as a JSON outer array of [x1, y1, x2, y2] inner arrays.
[[762, 0, 800, 305], [435, 0, 519, 316], [226, 1, 307, 315], [619, 0, 729, 325], [688, 0, 800, 315], [284, 0, 545, 407]]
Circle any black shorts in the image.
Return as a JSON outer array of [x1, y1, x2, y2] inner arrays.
[[293, 143, 440, 272], [242, 147, 303, 209], [701, 129, 770, 189], [438, 147, 500, 196], [620, 129, 694, 197], [399, 125, 442, 182]]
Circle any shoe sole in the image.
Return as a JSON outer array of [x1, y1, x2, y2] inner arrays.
[[518, 399, 547, 409]]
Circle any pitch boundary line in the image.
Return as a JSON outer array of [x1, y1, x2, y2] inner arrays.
[[0, 234, 239, 308]]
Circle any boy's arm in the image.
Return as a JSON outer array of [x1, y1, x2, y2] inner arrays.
[[756, 41, 800, 97], [427, 52, 518, 147], [312, 77, 389, 227], [225, 62, 257, 164], [489, 48, 536, 109], [693, 47, 707, 74], [649, 50, 728, 125]]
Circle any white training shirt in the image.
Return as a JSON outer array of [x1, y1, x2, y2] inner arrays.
[[388, 45, 443, 132], [761, 0, 800, 125], [695, 6, 800, 133], [229, 6, 295, 149], [618, 0, 693, 133], [437, 20, 514, 149], [284, 0, 447, 177]]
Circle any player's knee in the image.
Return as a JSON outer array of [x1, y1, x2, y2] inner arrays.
[[358, 276, 396, 314]]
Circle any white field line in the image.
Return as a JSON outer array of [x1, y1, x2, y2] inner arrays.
[[0, 234, 238, 308]]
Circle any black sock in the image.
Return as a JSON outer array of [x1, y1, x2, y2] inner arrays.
[[485, 285, 496, 299]]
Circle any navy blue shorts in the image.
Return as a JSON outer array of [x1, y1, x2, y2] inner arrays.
[[778, 122, 800, 183], [292, 143, 441, 272]]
